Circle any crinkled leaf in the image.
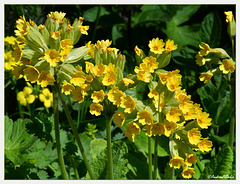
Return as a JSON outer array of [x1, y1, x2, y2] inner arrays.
[[89, 138, 107, 160], [4, 116, 37, 165], [201, 146, 233, 179]]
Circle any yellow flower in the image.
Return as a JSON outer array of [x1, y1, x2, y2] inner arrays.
[[44, 49, 61, 67], [219, 59, 235, 74], [120, 95, 136, 113], [178, 98, 194, 114], [92, 64, 105, 77], [122, 78, 134, 86], [183, 107, 196, 121], [4, 36, 17, 45], [148, 37, 165, 54], [17, 87, 35, 106], [113, 111, 125, 127], [104, 63, 117, 74], [89, 103, 103, 116], [152, 122, 164, 136], [137, 110, 153, 125], [182, 167, 195, 179], [199, 72, 213, 84], [96, 39, 112, 52], [166, 76, 182, 92], [123, 122, 141, 142], [197, 138, 212, 152], [79, 26, 89, 35], [169, 155, 185, 169], [198, 42, 217, 56], [86, 75, 93, 83], [143, 124, 153, 137], [134, 45, 142, 56], [11, 41, 23, 63], [12, 65, 23, 80], [4, 52, 15, 71], [102, 71, 117, 86], [39, 88, 53, 108], [50, 30, 62, 40], [165, 39, 177, 52], [23, 65, 39, 83], [188, 128, 202, 145], [153, 92, 165, 112], [166, 107, 182, 123], [60, 48, 72, 62], [61, 82, 75, 95], [224, 11, 233, 23], [67, 24, 74, 33], [142, 56, 159, 73], [72, 86, 87, 103], [85, 61, 95, 73], [85, 41, 95, 59], [195, 54, 211, 66], [38, 24, 45, 30], [164, 119, 177, 137], [37, 70, 55, 87], [185, 154, 197, 167], [158, 72, 169, 84], [70, 70, 86, 86], [48, 11, 66, 22], [60, 39, 73, 49], [148, 88, 159, 100], [107, 87, 125, 107], [91, 90, 105, 103], [134, 65, 151, 83], [196, 111, 211, 129], [14, 16, 30, 37]]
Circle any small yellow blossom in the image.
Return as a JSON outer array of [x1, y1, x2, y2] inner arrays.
[[104, 63, 117, 74], [224, 11, 233, 23], [165, 39, 177, 52], [102, 71, 117, 86], [67, 24, 74, 33], [39, 88, 53, 108], [137, 110, 153, 125], [70, 70, 86, 86], [14, 16, 30, 37], [143, 124, 153, 137], [60, 48, 72, 62], [134, 66, 151, 83], [178, 98, 194, 114], [96, 39, 112, 52], [199, 72, 213, 84], [166, 107, 182, 123], [85, 61, 95, 73], [153, 92, 165, 112], [85, 41, 95, 59], [107, 87, 125, 107], [89, 103, 103, 116], [11, 42, 23, 63], [142, 56, 159, 73], [188, 128, 202, 145], [38, 24, 45, 30], [196, 111, 212, 129], [92, 64, 105, 77], [134, 45, 142, 56], [50, 30, 62, 40], [182, 167, 195, 179], [198, 42, 217, 56], [23, 65, 39, 83], [17, 87, 35, 106], [60, 39, 73, 49], [91, 90, 105, 103], [197, 138, 213, 152], [72, 86, 87, 103], [158, 72, 169, 84], [169, 155, 185, 169], [4, 52, 15, 71], [122, 78, 134, 86], [149, 37, 165, 54], [166, 76, 182, 92], [48, 11, 66, 22], [37, 70, 55, 87], [44, 49, 61, 67], [123, 122, 141, 142], [120, 95, 135, 113], [61, 82, 75, 95], [148, 88, 159, 100], [164, 119, 177, 137], [113, 111, 125, 127], [152, 122, 164, 136], [86, 75, 93, 83], [195, 54, 211, 66], [4, 36, 17, 45], [79, 26, 89, 35], [185, 154, 197, 166], [12, 65, 23, 80], [219, 59, 235, 74]]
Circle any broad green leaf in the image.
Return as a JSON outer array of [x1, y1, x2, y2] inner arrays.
[[5, 116, 37, 165], [112, 24, 125, 45], [89, 138, 107, 159], [76, 133, 92, 161], [134, 131, 169, 157], [199, 12, 221, 47], [86, 141, 128, 179], [201, 146, 233, 179], [83, 6, 110, 22], [63, 46, 90, 64]]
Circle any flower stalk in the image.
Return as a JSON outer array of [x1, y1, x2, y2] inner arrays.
[[148, 137, 152, 179], [153, 135, 159, 179], [106, 115, 114, 179], [52, 85, 68, 180], [229, 78, 235, 150], [57, 84, 96, 179]]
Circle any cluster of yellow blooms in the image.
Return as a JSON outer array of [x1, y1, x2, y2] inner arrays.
[[196, 11, 235, 84]]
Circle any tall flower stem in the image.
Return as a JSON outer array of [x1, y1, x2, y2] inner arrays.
[[52, 85, 68, 179], [148, 136, 152, 179], [153, 135, 159, 179], [106, 115, 114, 179], [229, 78, 235, 150], [57, 85, 96, 179]]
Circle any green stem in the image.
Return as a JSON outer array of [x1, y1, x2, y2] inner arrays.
[[53, 85, 68, 180], [148, 136, 152, 179], [92, 5, 101, 42], [170, 167, 175, 179], [229, 79, 235, 150], [106, 115, 114, 179], [48, 164, 57, 173], [153, 135, 159, 179], [57, 85, 96, 179], [68, 153, 80, 180], [231, 38, 235, 60]]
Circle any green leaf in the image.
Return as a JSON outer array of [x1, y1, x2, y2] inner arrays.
[[89, 138, 107, 159], [63, 46, 90, 64], [83, 6, 110, 22], [76, 133, 92, 161], [199, 12, 221, 47], [37, 170, 49, 179], [134, 131, 169, 157], [201, 146, 233, 179], [112, 24, 125, 45], [4, 116, 37, 165], [86, 141, 128, 179]]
